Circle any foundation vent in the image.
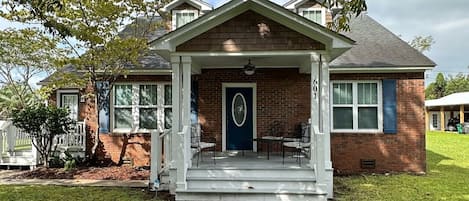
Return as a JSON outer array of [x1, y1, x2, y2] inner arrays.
[[360, 159, 376, 169]]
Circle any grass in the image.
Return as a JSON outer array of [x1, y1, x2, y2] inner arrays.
[[335, 131, 469, 201], [0, 185, 163, 201]]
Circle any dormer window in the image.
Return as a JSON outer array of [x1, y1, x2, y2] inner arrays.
[[172, 10, 198, 29], [299, 7, 326, 25]]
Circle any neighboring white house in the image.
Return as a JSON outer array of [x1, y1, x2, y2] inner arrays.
[[425, 92, 469, 131]]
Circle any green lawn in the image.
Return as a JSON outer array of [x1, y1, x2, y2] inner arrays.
[[0, 186, 164, 201], [335, 131, 469, 201]]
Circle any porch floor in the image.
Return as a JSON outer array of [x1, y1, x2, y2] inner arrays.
[[193, 151, 311, 169]]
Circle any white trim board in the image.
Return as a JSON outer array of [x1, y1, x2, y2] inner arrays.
[[222, 83, 257, 152]]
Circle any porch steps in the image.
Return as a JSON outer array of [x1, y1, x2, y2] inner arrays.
[[176, 167, 327, 201], [1, 151, 35, 168]]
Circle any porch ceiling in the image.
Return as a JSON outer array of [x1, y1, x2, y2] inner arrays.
[[191, 54, 309, 68]]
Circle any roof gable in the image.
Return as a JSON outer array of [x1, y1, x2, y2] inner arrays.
[[176, 10, 325, 52], [163, 0, 212, 12], [151, 0, 354, 60]]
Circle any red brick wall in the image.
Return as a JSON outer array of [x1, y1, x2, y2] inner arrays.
[[196, 68, 311, 151], [65, 72, 426, 173], [77, 75, 171, 166], [176, 10, 325, 52], [330, 72, 426, 174]]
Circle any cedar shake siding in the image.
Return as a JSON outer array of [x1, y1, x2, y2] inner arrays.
[[176, 10, 325, 52]]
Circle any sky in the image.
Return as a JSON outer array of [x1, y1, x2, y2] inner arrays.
[[2, 0, 469, 86], [207, 0, 469, 85]]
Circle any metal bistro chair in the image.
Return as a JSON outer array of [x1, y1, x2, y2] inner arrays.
[[282, 122, 311, 166], [191, 124, 216, 167]]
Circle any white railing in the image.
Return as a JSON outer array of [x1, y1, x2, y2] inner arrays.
[[312, 125, 325, 185], [0, 120, 32, 155], [150, 129, 172, 189], [53, 121, 86, 151]]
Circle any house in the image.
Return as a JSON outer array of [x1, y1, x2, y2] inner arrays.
[[37, 0, 435, 200], [425, 92, 469, 131]]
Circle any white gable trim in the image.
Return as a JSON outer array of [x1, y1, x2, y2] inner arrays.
[[284, 0, 326, 10], [151, 0, 354, 60], [163, 0, 212, 12]]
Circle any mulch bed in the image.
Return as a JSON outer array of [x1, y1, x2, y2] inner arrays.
[[9, 165, 150, 180]]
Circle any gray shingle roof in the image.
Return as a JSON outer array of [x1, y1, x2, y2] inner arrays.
[[330, 14, 436, 68]]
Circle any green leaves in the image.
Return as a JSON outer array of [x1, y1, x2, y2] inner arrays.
[[325, 0, 368, 32]]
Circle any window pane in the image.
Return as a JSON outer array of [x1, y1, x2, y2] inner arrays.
[[303, 10, 322, 24], [176, 12, 195, 28], [333, 83, 352, 104], [333, 107, 353, 129], [358, 83, 378, 104], [139, 85, 157, 105], [115, 108, 132, 129], [139, 108, 157, 129], [358, 107, 378, 129], [165, 85, 172, 105], [165, 108, 172, 129], [115, 85, 132, 105]]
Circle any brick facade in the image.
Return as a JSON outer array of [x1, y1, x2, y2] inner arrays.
[[62, 71, 425, 174], [330, 72, 426, 174], [176, 10, 325, 52], [196, 68, 311, 151]]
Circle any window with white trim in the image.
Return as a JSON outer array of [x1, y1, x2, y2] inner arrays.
[[331, 81, 382, 132], [172, 10, 198, 30], [112, 83, 172, 133], [299, 7, 326, 25]]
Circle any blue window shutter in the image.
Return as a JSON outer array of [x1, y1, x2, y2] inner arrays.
[[383, 80, 397, 134], [191, 80, 198, 124], [96, 81, 110, 133]]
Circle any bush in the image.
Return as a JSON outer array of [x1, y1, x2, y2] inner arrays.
[[12, 105, 74, 167]]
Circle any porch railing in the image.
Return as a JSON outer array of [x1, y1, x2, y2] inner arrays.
[[0, 120, 86, 165], [150, 129, 172, 188], [53, 121, 86, 151], [0, 120, 32, 154]]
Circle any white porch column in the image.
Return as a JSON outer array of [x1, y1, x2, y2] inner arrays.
[[309, 55, 320, 167], [309, 54, 331, 198], [170, 56, 185, 191], [181, 56, 192, 169], [320, 56, 333, 198]]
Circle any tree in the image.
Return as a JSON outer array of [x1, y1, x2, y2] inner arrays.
[[445, 74, 469, 96], [410, 35, 435, 53], [12, 105, 74, 167], [325, 0, 368, 32], [1, 0, 368, 162], [1, 0, 172, 161], [0, 28, 66, 115]]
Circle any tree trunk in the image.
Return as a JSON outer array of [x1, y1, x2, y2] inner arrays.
[[90, 94, 100, 160]]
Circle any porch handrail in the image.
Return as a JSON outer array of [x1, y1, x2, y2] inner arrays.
[[53, 121, 86, 151], [150, 129, 172, 188], [0, 120, 32, 154], [312, 125, 325, 184]]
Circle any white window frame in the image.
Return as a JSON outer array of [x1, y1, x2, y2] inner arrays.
[[172, 9, 199, 30], [298, 7, 326, 26], [110, 82, 172, 134], [56, 89, 80, 121], [330, 80, 383, 133]]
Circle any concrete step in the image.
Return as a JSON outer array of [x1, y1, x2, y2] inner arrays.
[[176, 188, 327, 201], [187, 167, 316, 179], [178, 167, 321, 201], [0, 155, 34, 166], [187, 177, 316, 191]]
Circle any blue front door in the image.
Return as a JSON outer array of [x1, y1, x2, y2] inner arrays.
[[226, 87, 253, 150]]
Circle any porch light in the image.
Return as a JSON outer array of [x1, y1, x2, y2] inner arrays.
[[243, 59, 256, 75]]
